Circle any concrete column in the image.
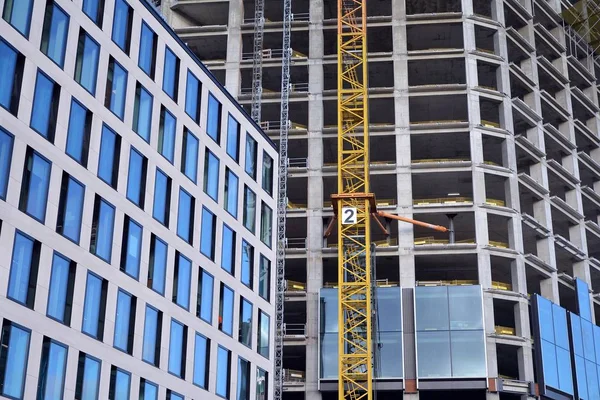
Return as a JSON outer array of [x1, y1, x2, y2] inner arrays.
[[224, 0, 244, 94]]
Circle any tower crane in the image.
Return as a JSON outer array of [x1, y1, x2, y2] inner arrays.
[[333, 1, 449, 400]]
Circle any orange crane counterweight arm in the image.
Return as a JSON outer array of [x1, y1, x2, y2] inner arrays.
[[377, 211, 449, 233]]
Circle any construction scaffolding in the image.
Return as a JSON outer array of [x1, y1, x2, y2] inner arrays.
[[250, 0, 265, 123], [563, 0, 600, 54]]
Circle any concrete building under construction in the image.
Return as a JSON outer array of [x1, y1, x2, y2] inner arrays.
[[162, 0, 600, 399]]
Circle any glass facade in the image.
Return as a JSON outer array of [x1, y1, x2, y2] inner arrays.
[[133, 83, 153, 142], [113, 290, 135, 354], [245, 135, 258, 179], [82, 272, 106, 340], [198, 269, 214, 323], [168, 319, 186, 378], [20, 148, 52, 221], [0, 321, 30, 399], [57, 174, 85, 243], [2, 0, 33, 37], [177, 188, 194, 244], [207, 93, 221, 143], [243, 186, 256, 233], [82, 0, 103, 25], [262, 152, 273, 196], [259, 255, 270, 301], [237, 358, 251, 400], [8, 231, 39, 307], [258, 311, 270, 359], [173, 252, 192, 309], [74, 31, 100, 94], [41, 2, 69, 67], [106, 58, 128, 120], [182, 129, 199, 182], [66, 100, 91, 166], [120, 217, 143, 279], [216, 346, 231, 398], [225, 168, 239, 217], [241, 241, 254, 288], [163, 47, 179, 99], [126, 148, 147, 208], [138, 22, 157, 78], [0, 128, 12, 200], [47, 252, 75, 325], [31, 71, 59, 142], [0, 39, 23, 115], [227, 114, 240, 161], [200, 207, 216, 260], [193, 333, 210, 388], [109, 367, 131, 400], [111, 0, 132, 54], [260, 202, 273, 247], [153, 168, 171, 226], [98, 124, 120, 188], [139, 379, 158, 400], [75, 353, 101, 400], [221, 224, 235, 274], [220, 283, 234, 336], [142, 305, 162, 366], [185, 70, 201, 122], [204, 150, 220, 201], [159, 107, 176, 163], [38, 338, 68, 400], [240, 298, 253, 348], [90, 196, 115, 262], [148, 235, 168, 295]]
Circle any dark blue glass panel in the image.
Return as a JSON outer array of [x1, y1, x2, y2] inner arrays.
[[41, 3, 69, 67], [582, 319, 595, 362], [221, 225, 234, 274], [31, 72, 55, 139], [66, 100, 89, 164], [552, 304, 569, 350], [207, 94, 221, 142], [226, 115, 239, 161], [98, 125, 118, 186], [134, 85, 152, 142], [149, 236, 167, 295], [0, 128, 13, 199], [39, 341, 67, 400], [594, 325, 600, 364], [377, 287, 402, 332], [111, 0, 131, 52], [575, 355, 588, 400], [159, 110, 176, 163], [204, 150, 219, 201], [23, 151, 51, 221], [0, 40, 18, 110], [113, 290, 132, 352], [537, 295, 555, 343], [556, 347, 573, 395], [82, 0, 101, 23], [93, 199, 115, 261], [82, 273, 102, 338], [225, 169, 238, 217], [417, 331, 451, 378], [108, 61, 127, 119], [3, 0, 33, 37], [47, 253, 71, 322], [221, 285, 234, 336], [76, 34, 100, 94], [177, 189, 192, 243], [193, 333, 209, 388], [541, 340, 558, 389], [185, 71, 200, 122], [241, 241, 253, 287], [576, 278, 593, 322], [586, 359, 599, 400], [216, 347, 230, 397], [1, 323, 30, 398], [153, 169, 169, 225], [175, 254, 191, 309], [8, 232, 34, 304], [415, 286, 449, 331], [123, 219, 142, 279], [142, 306, 159, 364], [199, 271, 213, 323], [200, 208, 215, 259], [141, 381, 157, 400], [163, 47, 178, 99], [61, 177, 85, 243], [182, 130, 199, 182], [138, 23, 155, 77], [168, 320, 184, 377], [571, 314, 584, 357], [126, 149, 145, 206]]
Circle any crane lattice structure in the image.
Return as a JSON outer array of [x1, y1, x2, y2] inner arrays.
[[334, 0, 373, 399], [250, 0, 265, 123], [274, 0, 292, 399]]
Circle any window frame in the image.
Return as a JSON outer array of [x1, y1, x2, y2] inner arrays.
[[0, 320, 31, 400], [158, 107, 176, 163], [7, 230, 40, 308], [113, 289, 136, 354], [173, 252, 192, 310], [200, 207, 216, 260], [148, 234, 168, 296], [46, 251, 76, 326], [97, 124, 121, 188], [40, 1, 70, 68], [0, 38, 25, 116], [216, 346, 231, 399], [142, 305, 162, 367], [74, 29, 101, 95], [2, 0, 34, 38], [81, 271, 107, 341], [162, 46, 180, 100], [37, 337, 68, 400], [56, 172, 86, 244], [138, 21, 157, 79], [19, 147, 52, 223], [65, 99, 92, 167], [0, 127, 14, 201], [197, 269, 214, 324], [176, 188, 195, 244], [167, 319, 187, 379], [185, 70, 201, 123], [111, 0, 133, 54], [133, 82, 154, 142], [30, 69, 60, 143], [90, 195, 116, 263], [207, 93, 222, 144], [120, 216, 143, 280], [152, 168, 171, 226], [193, 332, 210, 389], [125, 147, 148, 208], [105, 57, 128, 120]]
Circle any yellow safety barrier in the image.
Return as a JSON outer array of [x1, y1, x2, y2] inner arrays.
[[481, 119, 501, 128], [485, 198, 506, 207], [412, 158, 469, 164], [413, 197, 473, 206], [489, 240, 509, 249], [411, 119, 467, 125], [495, 326, 516, 336], [286, 280, 306, 291], [416, 280, 478, 286], [491, 281, 512, 291], [290, 122, 307, 130], [287, 201, 307, 210]]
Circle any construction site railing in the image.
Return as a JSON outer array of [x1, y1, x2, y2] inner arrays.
[[412, 158, 470, 164], [288, 158, 307, 168], [290, 83, 309, 92], [242, 48, 307, 60], [283, 369, 306, 383], [285, 238, 306, 249], [287, 201, 307, 210], [285, 280, 306, 292], [326, 238, 398, 248], [414, 237, 476, 245], [323, 281, 400, 288], [260, 120, 307, 131], [413, 197, 473, 205], [284, 323, 306, 337], [244, 12, 310, 24], [495, 325, 516, 336]]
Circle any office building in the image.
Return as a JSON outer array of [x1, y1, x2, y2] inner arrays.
[[0, 0, 277, 399]]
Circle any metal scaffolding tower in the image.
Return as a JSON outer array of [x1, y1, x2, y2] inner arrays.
[[563, 0, 600, 53], [274, 0, 292, 399], [250, 0, 265, 123]]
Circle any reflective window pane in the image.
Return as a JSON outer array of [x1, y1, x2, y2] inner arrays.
[[260, 202, 273, 247], [207, 94, 221, 142], [376, 287, 402, 332], [138, 22, 156, 78], [126, 148, 147, 207], [262, 152, 273, 196], [216, 346, 231, 398], [556, 346, 573, 395], [82, 0, 103, 25], [537, 295, 555, 343], [198, 270, 214, 323], [174, 253, 191, 309], [541, 339, 559, 389], [40, 2, 69, 67], [162, 47, 179, 99], [133, 84, 153, 142], [448, 285, 482, 330], [57, 175, 85, 243], [259, 256, 270, 301], [375, 331, 403, 378], [257, 369, 268, 400], [320, 288, 337, 333], [74, 31, 100, 95], [8, 231, 37, 306], [152, 168, 171, 226], [168, 319, 186, 378], [258, 311, 270, 358], [142, 306, 161, 366], [82, 273, 105, 339], [121, 217, 142, 279], [0, 39, 22, 114], [576, 278, 592, 322], [552, 303, 569, 350], [226, 114, 240, 161], [319, 332, 337, 378], [90, 197, 115, 262], [148, 236, 167, 295], [47, 253, 74, 324], [38, 339, 68, 400], [139, 379, 158, 400], [224, 169, 238, 217], [241, 241, 254, 288], [31, 71, 58, 141], [0, 321, 30, 399], [177, 189, 193, 244], [113, 290, 134, 353], [109, 367, 131, 400], [200, 208, 216, 260], [106, 58, 127, 120], [2, 0, 34, 37], [111, 0, 132, 54], [193, 333, 209, 388], [450, 331, 486, 377], [237, 358, 250, 400], [76, 354, 101, 400], [220, 284, 234, 336], [66, 100, 91, 166], [243, 186, 256, 232], [415, 286, 449, 331], [417, 331, 451, 378], [245, 135, 257, 179], [185, 71, 201, 122], [0, 128, 13, 199], [575, 355, 588, 400], [159, 108, 176, 163], [221, 225, 235, 274], [239, 298, 252, 347], [586, 359, 599, 400], [98, 125, 120, 188], [203, 150, 219, 201], [182, 129, 199, 182], [20, 149, 52, 221]]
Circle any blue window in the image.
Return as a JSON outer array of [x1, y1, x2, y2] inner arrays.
[[159, 107, 176, 163], [182, 129, 199, 182], [221, 224, 235, 275], [75, 353, 101, 400], [19, 148, 52, 222], [82, 272, 106, 340], [38, 338, 68, 400], [148, 235, 167, 295], [204, 150, 219, 201], [31, 71, 60, 142], [219, 283, 234, 336], [257, 368, 268, 400], [193, 333, 210, 388], [112, 0, 132, 54], [243, 186, 256, 233], [83, 0, 104, 26], [47, 252, 75, 325], [185, 71, 201, 123], [207, 93, 222, 143], [177, 188, 194, 244], [57, 174, 85, 243], [168, 319, 187, 378], [90, 196, 115, 262], [138, 22, 157, 78], [2, 0, 33, 37], [153, 169, 171, 226], [98, 124, 121, 188], [258, 310, 270, 358], [106, 58, 128, 120], [259, 255, 270, 301], [197, 270, 214, 323], [75, 30, 100, 95], [226, 114, 240, 161], [142, 305, 161, 366], [261, 202, 273, 247], [109, 367, 131, 400], [8, 231, 39, 308], [245, 134, 258, 180], [216, 346, 231, 398], [262, 152, 274, 196], [239, 298, 252, 347], [133, 83, 153, 142], [0, 39, 24, 115], [139, 379, 158, 400], [66, 100, 91, 166], [114, 290, 135, 354], [237, 357, 251, 400], [163, 47, 179, 100], [121, 217, 143, 279], [200, 207, 216, 260], [40, 2, 69, 67], [0, 320, 30, 399], [126, 148, 147, 208], [224, 168, 238, 217], [241, 241, 254, 288], [167, 390, 184, 400], [576, 278, 592, 322], [174, 252, 192, 310], [0, 128, 14, 200]]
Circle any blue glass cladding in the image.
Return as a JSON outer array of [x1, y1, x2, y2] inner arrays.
[[2, 0, 33, 37], [159, 109, 176, 163], [0, 321, 30, 399], [534, 295, 574, 395], [126, 148, 146, 207], [58, 175, 85, 243], [569, 312, 600, 400], [220, 284, 234, 336], [0, 40, 20, 113], [207, 93, 221, 143], [576, 278, 593, 322], [168, 319, 185, 377], [241, 241, 253, 288], [221, 224, 235, 274], [75, 32, 100, 95], [204, 150, 220, 201], [226, 114, 240, 161], [82, 0, 103, 25], [138, 22, 156, 78], [20, 149, 52, 221], [149, 236, 167, 295], [38, 339, 68, 400], [185, 71, 201, 122], [177, 188, 193, 243], [153, 169, 170, 225], [98, 125, 119, 187], [0, 128, 14, 200], [47, 252, 73, 324], [91, 198, 115, 262], [122, 218, 142, 279], [112, 0, 132, 53], [82, 273, 104, 339], [182, 129, 199, 182], [8, 231, 36, 306], [113, 290, 133, 352], [66, 100, 91, 166], [107, 59, 127, 120], [133, 84, 153, 142], [163, 47, 179, 99], [225, 169, 238, 217], [216, 346, 230, 398], [31, 71, 57, 141], [142, 306, 160, 365], [41, 2, 69, 67], [200, 207, 216, 260], [194, 333, 209, 388], [198, 270, 214, 323], [174, 253, 191, 309]]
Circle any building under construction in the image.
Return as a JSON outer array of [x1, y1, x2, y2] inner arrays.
[[163, 0, 600, 399]]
